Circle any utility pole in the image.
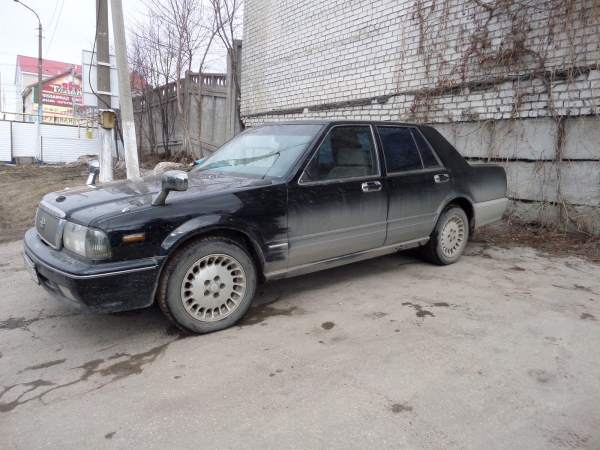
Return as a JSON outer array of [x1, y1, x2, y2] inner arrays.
[[96, 0, 114, 182], [111, 0, 139, 178], [13, 0, 43, 161]]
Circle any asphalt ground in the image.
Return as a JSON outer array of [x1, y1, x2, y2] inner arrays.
[[1, 239, 599, 449]]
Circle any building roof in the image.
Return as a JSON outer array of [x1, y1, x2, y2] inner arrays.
[[16, 55, 82, 78], [22, 70, 82, 98], [24, 70, 81, 88], [130, 71, 149, 91]]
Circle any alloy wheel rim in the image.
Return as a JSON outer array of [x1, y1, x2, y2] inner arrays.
[[180, 254, 246, 322], [440, 215, 466, 258]]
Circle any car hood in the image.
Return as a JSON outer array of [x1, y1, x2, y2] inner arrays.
[[41, 171, 273, 225]]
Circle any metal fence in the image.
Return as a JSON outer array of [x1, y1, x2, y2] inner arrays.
[[0, 120, 119, 163]]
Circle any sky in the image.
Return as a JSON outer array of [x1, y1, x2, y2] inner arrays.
[[0, 0, 229, 114]]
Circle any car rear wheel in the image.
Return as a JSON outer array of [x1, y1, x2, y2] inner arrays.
[[158, 237, 257, 334], [421, 206, 469, 265]]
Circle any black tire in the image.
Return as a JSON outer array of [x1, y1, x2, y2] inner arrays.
[[157, 237, 257, 334], [421, 206, 469, 265]]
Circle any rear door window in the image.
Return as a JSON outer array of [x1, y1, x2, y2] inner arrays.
[[411, 129, 441, 169], [377, 127, 423, 173]]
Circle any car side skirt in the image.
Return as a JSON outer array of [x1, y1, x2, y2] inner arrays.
[[473, 198, 509, 228], [264, 237, 429, 281]]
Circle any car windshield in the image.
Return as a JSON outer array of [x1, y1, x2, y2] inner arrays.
[[192, 124, 323, 178]]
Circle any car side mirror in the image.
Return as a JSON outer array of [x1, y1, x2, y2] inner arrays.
[[152, 170, 188, 206], [86, 160, 100, 186]]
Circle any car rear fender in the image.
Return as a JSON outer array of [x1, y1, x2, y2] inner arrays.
[[433, 195, 476, 235]]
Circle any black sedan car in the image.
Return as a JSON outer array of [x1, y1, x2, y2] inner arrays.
[[23, 121, 508, 334]]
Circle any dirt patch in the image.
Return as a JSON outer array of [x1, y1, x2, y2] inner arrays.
[[472, 219, 600, 263], [0, 155, 192, 244], [0, 163, 126, 244]]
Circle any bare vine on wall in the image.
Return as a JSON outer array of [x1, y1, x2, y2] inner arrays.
[[401, 0, 600, 234]]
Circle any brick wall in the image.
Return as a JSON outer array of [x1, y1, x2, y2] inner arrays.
[[241, 0, 600, 233]]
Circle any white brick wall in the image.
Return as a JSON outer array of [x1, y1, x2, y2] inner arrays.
[[241, 0, 599, 124], [241, 0, 600, 232]]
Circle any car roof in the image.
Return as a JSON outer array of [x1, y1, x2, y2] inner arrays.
[[254, 120, 428, 127]]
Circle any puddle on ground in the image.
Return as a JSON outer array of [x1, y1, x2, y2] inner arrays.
[[528, 369, 555, 384], [21, 359, 66, 372], [0, 380, 55, 413], [98, 345, 169, 382], [165, 325, 191, 339], [552, 284, 593, 293], [237, 297, 305, 327], [580, 313, 596, 321], [321, 322, 335, 330], [364, 312, 389, 319], [391, 403, 413, 413], [402, 302, 434, 318], [1, 340, 176, 413], [0, 317, 37, 331]]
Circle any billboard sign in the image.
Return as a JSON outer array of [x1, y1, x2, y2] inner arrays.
[[41, 78, 84, 107], [25, 73, 85, 125]]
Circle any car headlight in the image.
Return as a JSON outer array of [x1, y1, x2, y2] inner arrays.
[[63, 222, 111, 259]]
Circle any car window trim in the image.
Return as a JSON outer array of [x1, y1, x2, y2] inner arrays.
[[385, 166, 447, 179], [298, 124, 382, 186], [410, 127, 444, 169], [376, 125, 445, 175]]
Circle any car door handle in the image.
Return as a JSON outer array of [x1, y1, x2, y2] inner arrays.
[[362, 181, 382, 192], [434, 174, 450, 183]]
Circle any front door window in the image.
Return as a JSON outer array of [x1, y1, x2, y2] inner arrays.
[[300, 126, 379, 183]]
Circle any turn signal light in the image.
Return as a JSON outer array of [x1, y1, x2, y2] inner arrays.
[[123, 233, 146, 243]]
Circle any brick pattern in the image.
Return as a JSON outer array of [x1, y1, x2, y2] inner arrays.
[[240, 0, 600, 232], [241, 0, 599, 123]]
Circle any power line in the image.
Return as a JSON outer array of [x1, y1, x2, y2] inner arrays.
[[46, 0, 60, 31], [44, 0, 66, 58]]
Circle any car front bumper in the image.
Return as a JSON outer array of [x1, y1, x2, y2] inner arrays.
[[23, 228, 165, 314]]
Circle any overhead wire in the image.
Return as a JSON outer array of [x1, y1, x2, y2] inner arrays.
[[44, 0, 66, 58], [46, 0, 60, 32]]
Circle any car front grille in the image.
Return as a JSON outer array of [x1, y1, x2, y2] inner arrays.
[[35, 202, 66, 250]]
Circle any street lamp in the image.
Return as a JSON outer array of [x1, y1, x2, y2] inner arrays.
[[14, 0, 43, 162]]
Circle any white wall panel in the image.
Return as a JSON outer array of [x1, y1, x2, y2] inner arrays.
[[0, 121, 11, 161], [12, 122, 37, 158], [42, 136, 99, 163]]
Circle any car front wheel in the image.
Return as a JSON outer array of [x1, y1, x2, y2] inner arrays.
[[421, 206, 469, 265], [157, 237, 257, 334]]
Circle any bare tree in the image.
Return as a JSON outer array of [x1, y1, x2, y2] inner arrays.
[[211, 0, 244, 132], [129, 10, 181, 158], [139, 0, 214, 158], [127, 0, 242, 159]]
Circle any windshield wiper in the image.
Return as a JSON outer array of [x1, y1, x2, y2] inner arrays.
[[204, 142, 310, 169]]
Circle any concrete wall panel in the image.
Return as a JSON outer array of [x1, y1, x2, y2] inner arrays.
[[560, 162, 600, 207], [564, 117, 600, 160], [504, 161, 559, 202], [492, 119, 557, 160]]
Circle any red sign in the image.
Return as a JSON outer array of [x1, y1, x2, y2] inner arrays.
[[42, 78, 83, 107]]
